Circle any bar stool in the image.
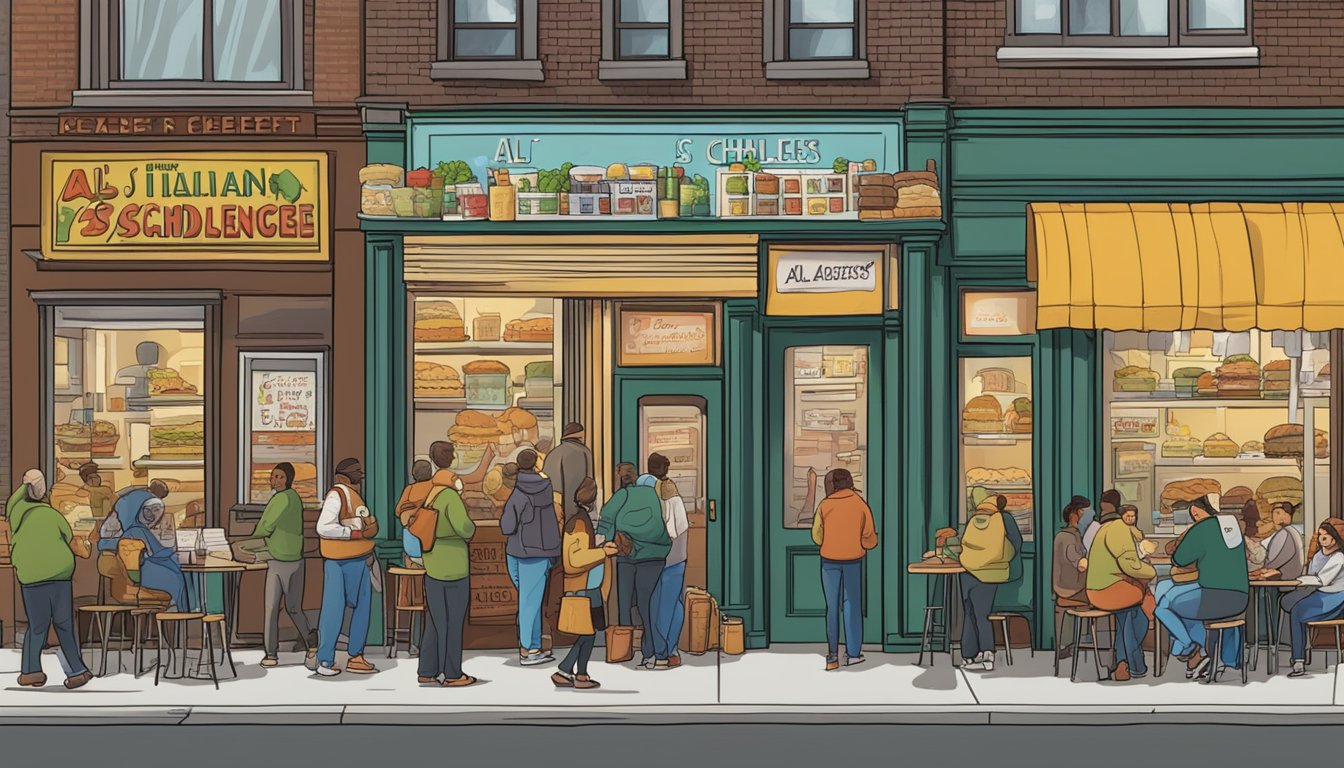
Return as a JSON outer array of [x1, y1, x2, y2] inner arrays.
[[387, 567, 426, 659], [1204, 617, 1248, 684], [989, 613, 1032, 666], [1306, 619, 1344, 670], [1066, 607, 1114, 682], [1053, 596, 1089, 676], [78, 605, 136, 676], [154, 612, 213, 689]]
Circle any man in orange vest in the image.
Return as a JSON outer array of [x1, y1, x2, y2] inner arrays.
[[313, 458, 380, 677]]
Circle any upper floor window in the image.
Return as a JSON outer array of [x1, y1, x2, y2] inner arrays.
[[1001, 0, 1256, 64], [764, 0, 869, 79], [434, 0, 543, 81], [599, 0, 685, 79], [77, 0, 307, 105]]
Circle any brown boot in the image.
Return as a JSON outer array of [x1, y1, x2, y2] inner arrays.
[[64, 671, 94, 690], [1112, 661, 1131, 682], [345, 656, 377, 675], [17, 672, 46, 688]]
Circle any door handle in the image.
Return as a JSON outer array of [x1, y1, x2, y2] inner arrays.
[[709, 500, 717, 522]]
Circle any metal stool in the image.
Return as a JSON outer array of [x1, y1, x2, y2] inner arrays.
[[1306, 618, 1344, 670], [387, 567, 425, 659], [78, 605, 135, 676], [1204, 617, 1248, 684], [154, 612, 213, 689], [917, 605, 946, 667], [1066, 607, 1114, 682], [1053, 597, 1089, 676], [989, 613, 1032, 666]]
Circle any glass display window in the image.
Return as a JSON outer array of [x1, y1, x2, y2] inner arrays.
[[411, 295, 560, 521], [50, 305, 206, 533], [783, 344, 869, 529], [1102, 330, 1332, 543], [240, 352, 325, 509], [959, 356, 1035, 541]]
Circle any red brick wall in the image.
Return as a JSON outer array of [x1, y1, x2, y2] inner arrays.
[[12, 1, 79, 106], [948, 0, 1344, 106], [315, 0, 362, 105], [365, 0, 944, 106]]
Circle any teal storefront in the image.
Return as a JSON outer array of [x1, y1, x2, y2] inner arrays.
[[359, 108, 958, 651]]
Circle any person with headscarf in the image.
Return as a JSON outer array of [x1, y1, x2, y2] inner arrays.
[[102, 489, 188, 611], [9, 470, 93, 689], [1284, 518, 1344, 678]]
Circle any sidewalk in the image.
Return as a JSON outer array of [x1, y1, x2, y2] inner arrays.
[[1, 645, 1341, 725]]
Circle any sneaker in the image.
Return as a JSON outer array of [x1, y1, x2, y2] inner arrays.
[[1288, 660, 1308, 678], [316, 663, 341, 678], [64, 671, 94, 690], [1184, 648, 1205, 678], [636, 656, 655, 669], [304, 650, 318, 672], [653, 659, 670, 670], [825, 656, 840, 671], [845, 655, 867, 668], [17, 672, 46, 688], [260, 656, 279, 668], [520, 651, 554, 667], [345, 656, 378, 675], [1189, 657, 1212, 681]]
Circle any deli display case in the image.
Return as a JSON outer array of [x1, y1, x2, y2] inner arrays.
[[960, 357, 1035, 541], [783, 345, 870, 529]]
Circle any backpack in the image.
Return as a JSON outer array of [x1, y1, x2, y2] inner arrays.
[[960, 512, 1013, 574], [407, 486, 449, 554]]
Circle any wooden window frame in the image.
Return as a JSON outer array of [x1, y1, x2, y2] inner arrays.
[[433, 0, 543, 81], [785, 0, 862, 61], [1003, 0, 1252, 48]]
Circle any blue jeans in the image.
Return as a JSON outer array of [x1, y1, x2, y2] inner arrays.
[[507, 555, 554, 652], [1289, 590, 1344, 660], [20, 581, 88, 677], [821, 559, 863, 659], [651, 561, 686, 660], [1164, 585, 1246, 668], [317, 557, 372, 668], [1154, 580, 1202, 656], [1113, 605, 1149, 676]]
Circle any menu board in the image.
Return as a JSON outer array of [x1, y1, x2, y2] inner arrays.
[[619, 306, 718, 366], [252, 371, 316, 432]]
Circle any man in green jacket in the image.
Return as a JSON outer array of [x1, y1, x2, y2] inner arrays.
[[10, 470, 93, 689], [417, 441, 478, 688], [597, 462, 671, 667], [1164, 495, 1249, 679], [254, 462, 315, 668]]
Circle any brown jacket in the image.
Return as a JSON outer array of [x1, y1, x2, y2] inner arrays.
[[562, 515, 612, 600], [811, 489, 878, 561]]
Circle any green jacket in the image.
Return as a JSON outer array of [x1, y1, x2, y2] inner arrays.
[[8, 486, 76, 585], [1173, 515, 1250, 594], [1086, 518, 1156, 591], [254, 488, 305, 562], [596, 485, 671, 562], [421, 479, 476, 582]]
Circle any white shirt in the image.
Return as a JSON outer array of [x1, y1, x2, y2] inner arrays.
[[662, 493, 690, 566], [1300, 550, 1344, 593], [316, 487, 353, 540]]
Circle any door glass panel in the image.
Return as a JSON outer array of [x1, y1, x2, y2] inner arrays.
[[960, 356, 1034, 541], [639, 397, 708, 590], [784, 344, 869, 529], [241, 353, 324, 508]]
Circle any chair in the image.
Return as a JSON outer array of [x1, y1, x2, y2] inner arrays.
[[92, 546, 172, 676], [1203, 617, 1248, 685], [989, 613, 1033, 666], [386, 566, 426, 659], [154, 612, 213, 689], [1052, 596, 1089, 676], [1306, 619, 1344, 670], [1066, 607, 1115, 682], [77, 604, 134, 677]]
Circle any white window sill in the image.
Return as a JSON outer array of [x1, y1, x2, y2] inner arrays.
[[765, 59, 870, 80], [431, 60, 544, 82], [599, 59, 687, 81], [71, 89, 314, 108], [996, 46, 1259, 67]]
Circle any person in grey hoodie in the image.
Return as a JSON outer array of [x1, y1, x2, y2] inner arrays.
[[546, 422, 594, 522], [500, 449, 562, 666]]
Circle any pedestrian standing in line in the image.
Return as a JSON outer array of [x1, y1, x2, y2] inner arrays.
[[500, 449, 562, 666], [254, 462, 316, 668], [546, 422, 595, 522], [314, 458, 380, 677], [416, 441, 478, 687], [554, 478, 618, 690], [396, 459, 436, 568], [9, 470, 93, 689], [598, 462, 671, 668], [812, 468, 878, 671], [642, 453, 690, 671]]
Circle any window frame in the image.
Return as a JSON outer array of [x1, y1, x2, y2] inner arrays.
[[599, 0, 685, 80], [1003, 0, 1253, 48], [784, 0, 862, 62], [613, 0, 673, 61], [433, 0, 543, 81], [441, 0, 524, 61], [763, 0, 869, 80]]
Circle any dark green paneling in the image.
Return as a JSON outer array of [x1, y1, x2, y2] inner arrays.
[[723, 299, 767, 647]]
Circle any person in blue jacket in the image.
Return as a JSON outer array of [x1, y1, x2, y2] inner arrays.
[[99, 486, 188, 610]]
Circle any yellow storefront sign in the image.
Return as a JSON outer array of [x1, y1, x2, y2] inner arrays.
[[41, 151, 328, 261]]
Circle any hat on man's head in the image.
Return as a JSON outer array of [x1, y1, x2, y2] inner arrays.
[[22, 469, 46, 501], [563, 422, 585, 438]]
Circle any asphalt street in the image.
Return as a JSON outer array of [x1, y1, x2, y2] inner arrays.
[[0, 724, 1324, 767]]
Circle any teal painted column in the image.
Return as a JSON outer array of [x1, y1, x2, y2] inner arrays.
[[723, 298, 767, 648], [903, 103, 952, 193], [364, 234, 407, 646]]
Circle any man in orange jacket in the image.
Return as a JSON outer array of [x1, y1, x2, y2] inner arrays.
[[811, 468, 878, 671]]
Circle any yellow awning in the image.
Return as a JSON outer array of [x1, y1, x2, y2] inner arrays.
[[1026, 202, 1344, 332]]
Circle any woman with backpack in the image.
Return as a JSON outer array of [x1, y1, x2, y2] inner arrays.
[[958, 494, 1022, 672]]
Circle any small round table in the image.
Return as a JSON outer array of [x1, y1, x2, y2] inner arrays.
[[1248, 579, 1299, 676], [908, 561, 965, 666], [182, 559, 268, 678]]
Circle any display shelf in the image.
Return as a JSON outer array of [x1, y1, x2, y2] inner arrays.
[[416, 341, 554, 356], [962, 432, 1034, 441], [414, 397, 555, 413], [1111, 397, 1306, 410], [126, 396, 205, 408], [1155, 457, 1328, 468], [794, 376, 865, 386], [133, 456, 205, 469]]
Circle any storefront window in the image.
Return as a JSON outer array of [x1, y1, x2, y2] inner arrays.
[[1102, 330, 1332, 543], [959, 357, 1035, 541], [240, 352, 325, 508], [51, 306, 206, 532], [411, 295, 559, 521], [784, 344, 869, 529]]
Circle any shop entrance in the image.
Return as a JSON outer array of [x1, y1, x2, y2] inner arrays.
[[616, 378, 721, 602], [767, 328, 883, 644]]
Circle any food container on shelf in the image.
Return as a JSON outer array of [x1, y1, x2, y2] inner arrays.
[[457, 183, 488, 220], [465, 374, 511, 407], [659, 199, 681, 219], [361, 184, 395, 216], [489, 169, 517, 221], [524, 361, 554, 400], [754, 173, 780, 196], [784, 197, 804, 216], [516, 192, 561, 217], [442, 187, 460, 218], [628, 163, 658, 181], [474, 313, 502, 342], [391, 187, 416, 217], [610, 181, 657, 217], [570, 165, 606, 184], [406, 168, 435, 188], [411, 186, 442, 218], [755, 198, 780, 216], [679, 182, 698, 209]]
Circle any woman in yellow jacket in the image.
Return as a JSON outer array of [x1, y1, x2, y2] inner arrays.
[[958, 495, 1023, 672], [553, 479, 617, 690], [1086, 490, 1157, 681]]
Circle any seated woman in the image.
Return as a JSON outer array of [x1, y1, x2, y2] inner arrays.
[[1160, 495, 1249, 681], [100, 491, 188, 610], [1285, 518, 1344, 678], [1254, 503, 1305, 580]]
